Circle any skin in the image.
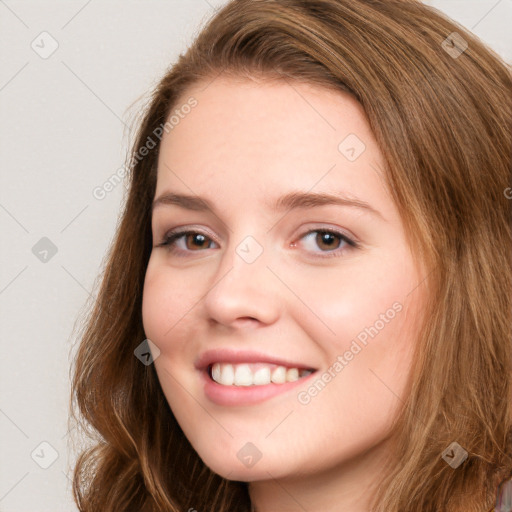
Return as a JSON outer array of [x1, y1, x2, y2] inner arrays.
[[142, 76, 427, 511]]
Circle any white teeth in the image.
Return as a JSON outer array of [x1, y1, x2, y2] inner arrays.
[[271, 365, 286, 384], [286, 368, 299, 382], [253, 367, 271, 385], [210, 362, 314, 386], [234, 364, 253, 386], [219, 363, 234, 386], [212, 363, 221, 383]]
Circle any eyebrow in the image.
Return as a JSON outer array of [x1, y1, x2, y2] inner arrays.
[[151, 191, 384, 220]]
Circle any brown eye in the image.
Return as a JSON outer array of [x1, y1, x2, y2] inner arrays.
[[315, 232, 342, 250], [158, 230, 218, 255], [297, 229, 358, 258], [183, 233, 211, 250]]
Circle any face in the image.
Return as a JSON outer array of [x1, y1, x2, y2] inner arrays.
[[142, 76, 426, 485]]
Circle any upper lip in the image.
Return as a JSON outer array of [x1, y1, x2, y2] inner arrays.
[[194, 348, 317, 371]]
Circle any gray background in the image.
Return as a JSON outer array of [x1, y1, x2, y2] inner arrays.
[[1, 1, 510, 510]]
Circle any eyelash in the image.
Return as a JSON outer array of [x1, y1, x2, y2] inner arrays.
[[156, 227, 359, 259]]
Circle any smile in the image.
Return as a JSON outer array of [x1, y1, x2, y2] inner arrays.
[[195, 349, 318, 406], [209, 362, 314, 386]]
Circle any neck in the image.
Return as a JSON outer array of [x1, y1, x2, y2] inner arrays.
[[248, 438, 392, 512]]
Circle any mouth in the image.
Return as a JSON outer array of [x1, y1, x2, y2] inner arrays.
[[195, 349, 319, 406], [207, 362, 316, 386], [201, 363, 318, 406]]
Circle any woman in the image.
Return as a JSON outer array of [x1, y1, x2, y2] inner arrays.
[[69, 0, 512, 510]]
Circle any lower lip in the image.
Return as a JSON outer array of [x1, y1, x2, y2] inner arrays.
[[199, 368, 318, 406]]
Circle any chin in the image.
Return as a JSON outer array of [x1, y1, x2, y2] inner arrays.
[[197, 449, 288, 482]]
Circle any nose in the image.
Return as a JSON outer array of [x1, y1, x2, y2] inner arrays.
[[202, 237, 283, 328]]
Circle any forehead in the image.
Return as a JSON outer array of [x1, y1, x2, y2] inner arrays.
[[160, 76, 375, 157], [155, 77, 389, 212]]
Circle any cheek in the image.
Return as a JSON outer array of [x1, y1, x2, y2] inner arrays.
[[142, 268, 170, 344], [141, 264, 202, 406], [142, 259, 197, 345], [286, 252, 421, 424], [284, 250, 418, 351]]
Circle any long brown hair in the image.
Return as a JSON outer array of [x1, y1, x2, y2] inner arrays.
[[68, 0, 512, 510]]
